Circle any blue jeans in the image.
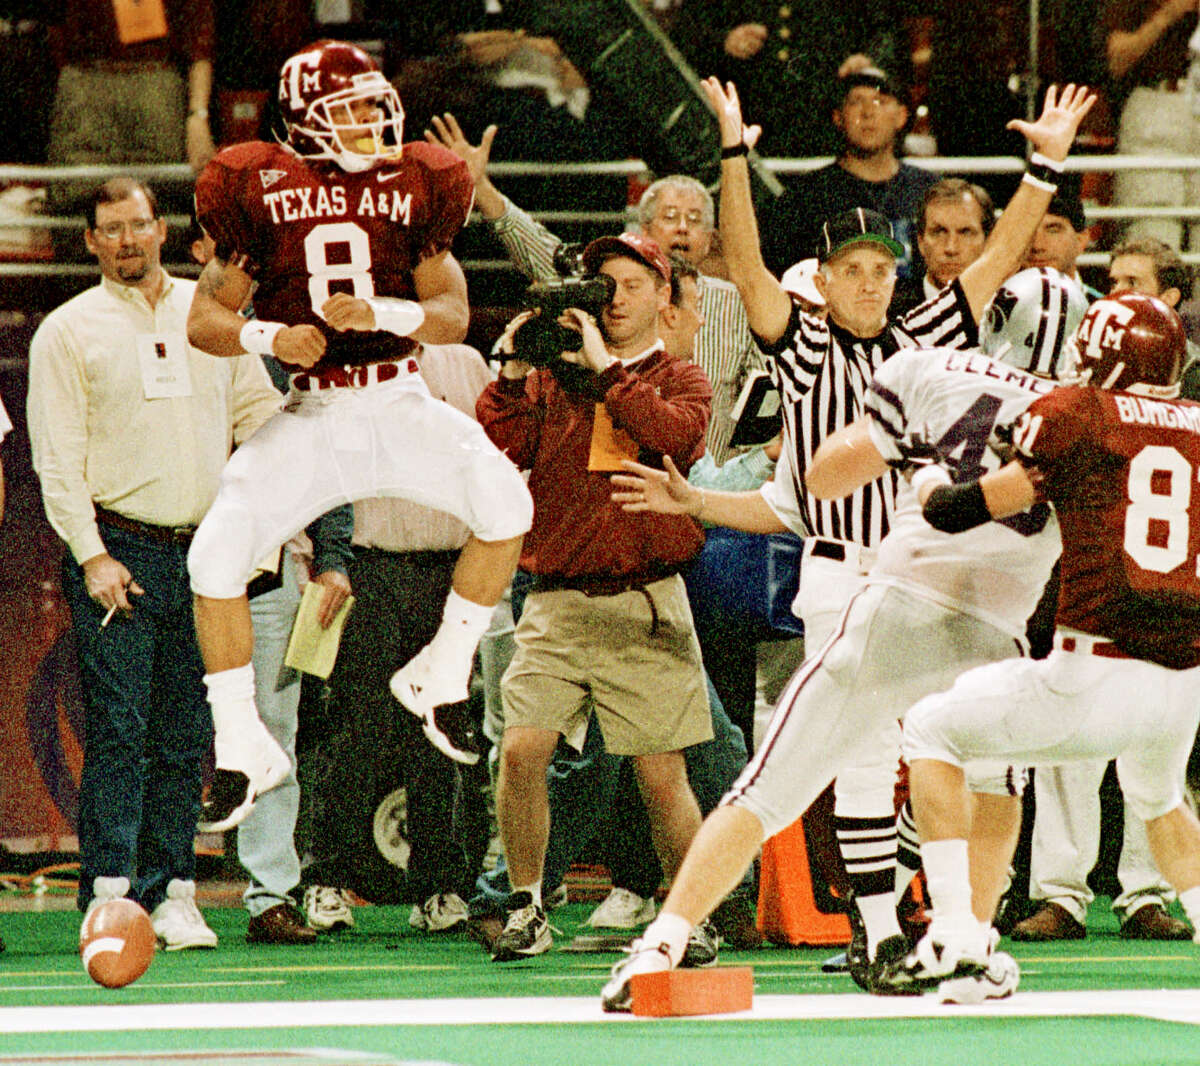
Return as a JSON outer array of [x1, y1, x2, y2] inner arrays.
[[64, 525, 212, 913], [238, 550, 304, 917]]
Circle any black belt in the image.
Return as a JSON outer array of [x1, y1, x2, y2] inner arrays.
[[809, 540, 846, 562], [95, 506, 196, 546], [529, 566, 681, 598]]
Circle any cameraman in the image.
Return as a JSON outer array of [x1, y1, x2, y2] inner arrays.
[[476, 233, 713, 963]]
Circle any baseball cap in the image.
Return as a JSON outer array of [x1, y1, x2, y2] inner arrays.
[[779, 258, 825, 306], [835, 66, 909, 109], [582, 233, 671, 284], [1045, 174, 1088, 233], [816, 208, 904, 263]]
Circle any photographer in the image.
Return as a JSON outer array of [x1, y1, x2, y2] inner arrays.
[[476, 233, 714, 963]]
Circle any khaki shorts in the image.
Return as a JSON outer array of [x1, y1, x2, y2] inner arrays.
[[501, 574, 712, 756]]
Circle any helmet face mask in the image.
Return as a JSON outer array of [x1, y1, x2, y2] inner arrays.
[[978, 267, 1088, 379], [1065, 292, 1186, 398], [279, 41, 405, 172]]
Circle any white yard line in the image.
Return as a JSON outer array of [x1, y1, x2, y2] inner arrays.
[[1, 989, 1199, 1035]]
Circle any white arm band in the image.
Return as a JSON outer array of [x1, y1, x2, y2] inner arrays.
[[365, 297, 425, 337], [911, 464, 953, 495], [239, 319, 285, 356]]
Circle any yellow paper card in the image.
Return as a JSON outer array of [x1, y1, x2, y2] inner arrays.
[[112, 0, 168, 45], [283, 582, 354, 679], [587, 403, 639, 472]]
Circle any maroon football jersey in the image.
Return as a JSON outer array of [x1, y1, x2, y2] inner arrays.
[[195, 140, 474, 371], [1012, 384, 1200, 667]]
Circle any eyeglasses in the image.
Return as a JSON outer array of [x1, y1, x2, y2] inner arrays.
[[94, 218, 157, 240], [656, 208, 708, 229]]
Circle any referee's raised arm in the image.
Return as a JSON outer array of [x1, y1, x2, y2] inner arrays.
[[701, 77, 793, 346], [955, 84, 1096, 323]]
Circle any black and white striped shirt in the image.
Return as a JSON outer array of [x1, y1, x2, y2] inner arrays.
[[759, 280, 975, 547]]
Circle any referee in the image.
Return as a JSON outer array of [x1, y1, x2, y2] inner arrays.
[[600, 76, 1096, 984]]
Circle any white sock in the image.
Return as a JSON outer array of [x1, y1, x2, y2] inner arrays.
[[202, 665, 266, 766], [638, 912, 692, 968], [425, 590, 495, 679], [513, 882, 542, 909], [1178, 886, 1200, 939], [857, 891, 904, 958], [921, 838, 974, 925]]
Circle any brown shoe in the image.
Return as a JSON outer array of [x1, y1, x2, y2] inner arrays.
[[1010, 901, 1086, 941], [246, 903, 317, 945], [1119, 904, 1193, 941]]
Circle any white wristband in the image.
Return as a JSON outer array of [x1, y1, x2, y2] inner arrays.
[[911, 464, 953, 496], [365, 297, 425, 337], [239, 319, 285, 356], [1028, 151, 1065, 174]]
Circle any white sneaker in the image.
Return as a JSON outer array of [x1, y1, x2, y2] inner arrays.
[[600, 936, 674, 1012], [80, 876, 131, 945], [586, 888, 657, 929], [389, 650, 479, 765], [303, 885, 355, 932], [885, 918, 990, 992], [938, 950, 1020, 1004], [199, 703, 291, 833], [150, 879, 218, 951], [409, 891, 469, 932]]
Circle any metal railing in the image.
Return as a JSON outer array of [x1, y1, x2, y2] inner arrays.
[[4, 154, 1200, 280]]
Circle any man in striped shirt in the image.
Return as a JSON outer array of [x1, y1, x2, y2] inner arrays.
[[599, 76, 1096, 990], [424, 113, 761, 463]]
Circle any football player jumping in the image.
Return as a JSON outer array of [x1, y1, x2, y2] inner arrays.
[[185, 40, 532, 831], [882, 292, 1200, 993]]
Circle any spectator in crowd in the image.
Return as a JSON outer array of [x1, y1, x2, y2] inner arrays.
[[1022, 179, 1103, 300], [672, 0, 908, 159], [184, 39, 532, 834], [322, 343, 499, 936], [476, 233, 715, 963], [425, 112, 762, 465], [187, 221, 356, 945], [44, 1, 216, 214], [26, 177, 282, 949], [892, 179, 994, 315], [593, 75, 1093, 980], [1107, 236, 1200, 396], [1103, 0, 1200, 249], [760, 67, 938, 282]]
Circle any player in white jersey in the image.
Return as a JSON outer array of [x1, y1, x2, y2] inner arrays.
[[599, 268, 1088, 1009]]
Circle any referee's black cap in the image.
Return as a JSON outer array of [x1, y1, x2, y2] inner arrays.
[[816, 208, 904, 263]]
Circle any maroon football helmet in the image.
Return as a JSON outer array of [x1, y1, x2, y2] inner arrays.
[[1067, 292, 1186, 398], [278, 40, 404, 172]]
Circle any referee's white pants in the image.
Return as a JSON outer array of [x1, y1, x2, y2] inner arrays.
[[723, 581, 1023, 839], [1029, 761, 1174, 925], [903, 637, 1200, 823], [793, 545, 901, 817], [189, 373, 533, 599]]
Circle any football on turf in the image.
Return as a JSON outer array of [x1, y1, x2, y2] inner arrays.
[[80, 898, 156, 988]]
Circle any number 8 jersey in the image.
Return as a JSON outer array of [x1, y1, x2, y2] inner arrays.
[[194, 138, 474, 372], [1012, 384, 1200, 669]]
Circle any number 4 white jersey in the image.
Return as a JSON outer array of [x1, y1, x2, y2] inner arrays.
[[865, 347, 1062, 638]]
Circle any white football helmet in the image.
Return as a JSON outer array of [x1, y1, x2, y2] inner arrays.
[[978, 267, 1089, 379]]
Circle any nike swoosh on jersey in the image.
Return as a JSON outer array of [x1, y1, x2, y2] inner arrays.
[[376, 171, 404, 182]]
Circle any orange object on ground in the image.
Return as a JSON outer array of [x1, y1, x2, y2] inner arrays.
[[758, 813, 851, 946], [630, 966, 754, 1017]]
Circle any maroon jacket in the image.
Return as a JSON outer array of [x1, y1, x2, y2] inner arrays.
[[477, 347, 711, 583]]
